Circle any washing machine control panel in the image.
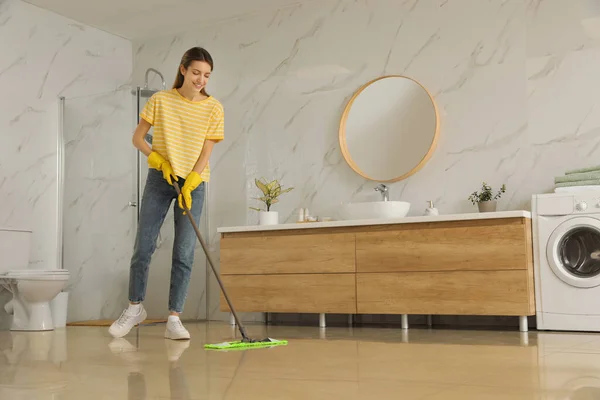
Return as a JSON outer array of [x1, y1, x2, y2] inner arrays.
[[574, 196, 600, 213], [535, 192, 600, 216]]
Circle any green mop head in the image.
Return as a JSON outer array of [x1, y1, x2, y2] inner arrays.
[[205, 338, 288, 351]]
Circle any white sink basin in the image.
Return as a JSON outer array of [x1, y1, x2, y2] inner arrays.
[[339, 201, 411, 221]]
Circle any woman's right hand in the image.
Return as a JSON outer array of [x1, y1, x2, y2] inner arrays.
[[133, 119, 177, 183], [148, 152, 178, 185]]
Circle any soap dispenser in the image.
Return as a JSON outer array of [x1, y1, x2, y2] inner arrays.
[[424, 200, 439, 216]]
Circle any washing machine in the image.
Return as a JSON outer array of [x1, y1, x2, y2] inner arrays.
[[532, 192, 600, 332]]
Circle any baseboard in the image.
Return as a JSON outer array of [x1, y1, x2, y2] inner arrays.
[[66, 319, 167, 327]]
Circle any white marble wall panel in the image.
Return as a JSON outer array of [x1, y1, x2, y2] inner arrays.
[[524, 47, 600, 197], [0, 0, 131, 269], [527, 0, 600, 57], [0, 0, 131, 324]]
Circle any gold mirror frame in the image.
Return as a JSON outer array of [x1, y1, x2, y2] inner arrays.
[[339, 75, 440, 183]]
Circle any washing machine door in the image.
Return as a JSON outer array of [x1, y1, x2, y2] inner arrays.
[[546, 217, 600, 288]]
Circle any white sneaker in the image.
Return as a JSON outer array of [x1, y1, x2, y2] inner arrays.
[[108, 304, 147, 338], [164, 316, 190, 340]]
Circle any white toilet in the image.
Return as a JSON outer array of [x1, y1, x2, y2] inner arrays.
[[0, 227, 70, 331]]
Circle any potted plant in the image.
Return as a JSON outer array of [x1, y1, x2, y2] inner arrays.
[[468, 182, 506, 212], [250, 178, 293, 225]]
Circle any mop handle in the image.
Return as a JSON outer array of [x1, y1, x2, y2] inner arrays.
[[172, 181, 250, 340]]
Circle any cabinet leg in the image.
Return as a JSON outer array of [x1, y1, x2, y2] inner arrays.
[[348, 314, 353, 326], [402, 329, 409, 343], [519, 316, 528, 332], [319, 313, 326, 328], [401, 314, 409, 330], [229, 313, 236, 326], [427, 315, 433, 328]]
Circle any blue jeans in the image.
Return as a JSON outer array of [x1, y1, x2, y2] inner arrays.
[[128, 169, 205, 313]]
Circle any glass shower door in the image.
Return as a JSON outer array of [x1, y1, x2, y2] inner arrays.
[[61, 88, 136, 322], [61, 86, 209, 323]]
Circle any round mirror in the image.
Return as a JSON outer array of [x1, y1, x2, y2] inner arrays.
[[339, 75, 439, 182]]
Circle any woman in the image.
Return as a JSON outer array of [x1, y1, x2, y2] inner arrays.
[[109, 47, 224, 340]]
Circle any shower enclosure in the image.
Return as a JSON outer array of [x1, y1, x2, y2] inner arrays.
[[58, 68, 210, 322]]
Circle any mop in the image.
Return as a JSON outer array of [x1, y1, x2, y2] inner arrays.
[[173, 181, 288, 351]]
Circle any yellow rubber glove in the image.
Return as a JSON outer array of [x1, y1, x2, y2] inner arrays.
[[178, 171, 203, 213], [148, 152, 178, 185]]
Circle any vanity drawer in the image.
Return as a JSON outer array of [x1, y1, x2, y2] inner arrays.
[[220, 273, 357, 313], [356, 218, 530, 273], [220, 233, 355, 275], [357, 270, 534, 316]]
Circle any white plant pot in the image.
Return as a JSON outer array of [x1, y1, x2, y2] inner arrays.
[[259, 211, 279, 225], [478, 200, 497, 213]]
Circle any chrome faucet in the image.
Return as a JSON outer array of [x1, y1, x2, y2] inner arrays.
[[375, 184, 389, 201]]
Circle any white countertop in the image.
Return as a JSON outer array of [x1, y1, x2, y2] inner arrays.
[[217, 210, 531, 233]]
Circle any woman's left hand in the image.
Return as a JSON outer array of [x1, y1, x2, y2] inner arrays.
[[178, 171, 203, 213]]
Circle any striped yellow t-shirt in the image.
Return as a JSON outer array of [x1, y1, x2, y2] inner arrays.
[[140, 88, 224, 182]]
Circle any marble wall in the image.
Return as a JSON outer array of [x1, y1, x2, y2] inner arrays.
[[0, 0, 131, 324], [133, 0, 600, 322], [526, 0, 600, 198]]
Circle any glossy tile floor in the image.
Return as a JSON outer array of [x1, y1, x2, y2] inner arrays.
[[1, 322, 600, 399]]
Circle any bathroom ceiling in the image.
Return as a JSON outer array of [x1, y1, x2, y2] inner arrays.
[[24, 0, 307, 40]]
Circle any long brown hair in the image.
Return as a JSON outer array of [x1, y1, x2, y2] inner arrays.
[[172, 47, 214, 97]]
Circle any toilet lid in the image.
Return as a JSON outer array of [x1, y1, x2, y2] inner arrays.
[[4, 270, 70, 281], [5, 270, 69, 276]]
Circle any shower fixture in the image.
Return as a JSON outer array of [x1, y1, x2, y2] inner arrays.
[[140, 68, 166, 98]]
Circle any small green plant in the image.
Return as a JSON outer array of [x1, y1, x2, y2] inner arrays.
[[468, 182, 506, 205], [249, 178, 293, 212]]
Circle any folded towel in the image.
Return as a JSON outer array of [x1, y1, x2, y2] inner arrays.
[[555, 185, 600, 193], [555, 171, 600, 183], [566, 165, 600, 175], [555, 179, 600, 188]]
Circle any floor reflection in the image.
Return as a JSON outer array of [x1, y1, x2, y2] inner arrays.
[[109, 336, 191, 400], [0, 322, 598, 399]]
